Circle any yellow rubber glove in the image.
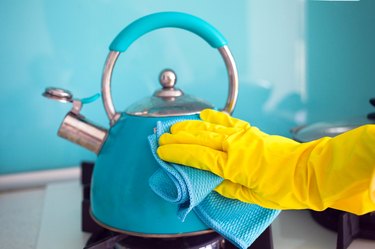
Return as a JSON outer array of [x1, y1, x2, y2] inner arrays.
[[157, 109, 375, 215]]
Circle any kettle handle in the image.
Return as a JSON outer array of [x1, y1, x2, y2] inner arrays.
[[101, 12, 238, 125], [109, 12, 227, 52]]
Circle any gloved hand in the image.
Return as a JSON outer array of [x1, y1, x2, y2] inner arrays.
[[157, 109, 375, 215]]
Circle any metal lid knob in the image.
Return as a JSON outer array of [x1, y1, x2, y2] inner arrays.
[[159, 69, 177, 88], [153, 69, 183, 98]]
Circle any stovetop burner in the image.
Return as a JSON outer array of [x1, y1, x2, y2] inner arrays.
[[311, 209, 375, 249]]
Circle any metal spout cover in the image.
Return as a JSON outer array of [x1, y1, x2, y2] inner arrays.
[[58, 112, 108, 154]]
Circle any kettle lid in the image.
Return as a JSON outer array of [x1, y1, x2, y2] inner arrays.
[[125, 69, 214, 117]]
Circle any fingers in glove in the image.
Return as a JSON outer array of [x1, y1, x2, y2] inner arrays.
[[159, 130, 227, 151], [200, 109, 250, 129], [170, 120, 241, 135], [157, 144, 227, 177]]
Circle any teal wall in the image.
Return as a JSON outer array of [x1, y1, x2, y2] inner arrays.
[[307, 0, 375, 122], [0, 0, 374, 174]]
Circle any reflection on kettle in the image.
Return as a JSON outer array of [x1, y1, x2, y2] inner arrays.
[[43, 12, 239, 237]]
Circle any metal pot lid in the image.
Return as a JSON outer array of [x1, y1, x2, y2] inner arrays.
[[293, 99, 375, 142], [125, 69, 214, 117], [292, 117, 375, 143]]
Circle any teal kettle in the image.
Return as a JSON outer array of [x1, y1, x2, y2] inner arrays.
[[43, 12, 238, 237]]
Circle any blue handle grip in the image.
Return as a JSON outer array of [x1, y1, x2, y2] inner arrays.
[[109, 12, 227, 52]]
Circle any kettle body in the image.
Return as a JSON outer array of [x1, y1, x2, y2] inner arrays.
[[44, 12, 239, 237], [91, 114, 209, 235]]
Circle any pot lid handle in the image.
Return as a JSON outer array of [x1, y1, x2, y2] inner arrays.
[[101, 12, 238, 125], [368, 98, 375, 120]]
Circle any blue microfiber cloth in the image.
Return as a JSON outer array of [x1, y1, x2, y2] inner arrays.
[[148, 116, 281, 249]]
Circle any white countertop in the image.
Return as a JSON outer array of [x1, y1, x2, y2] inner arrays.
[[0, 187, 44, 249], [1, 180, 374, 249]]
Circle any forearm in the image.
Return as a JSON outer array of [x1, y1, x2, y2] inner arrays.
[[247, 125, 375, 214]]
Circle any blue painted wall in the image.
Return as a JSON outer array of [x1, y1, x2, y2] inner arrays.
[[307, 0, 375, 122], [0, 0, 373, 174]]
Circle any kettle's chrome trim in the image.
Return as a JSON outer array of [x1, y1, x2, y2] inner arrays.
[[102, 51, 121, 125], [219, 46, 238, 114], [90, 210, 214, 238]]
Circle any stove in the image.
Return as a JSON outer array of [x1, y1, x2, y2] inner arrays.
[[32, 175, 375, 249], [80, 162, 274, 249], [310, 209, 375, 249]]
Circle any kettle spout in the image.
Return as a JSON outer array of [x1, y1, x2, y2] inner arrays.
[[58, 112, 108, 154], [43, 87, 108, 154]]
